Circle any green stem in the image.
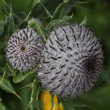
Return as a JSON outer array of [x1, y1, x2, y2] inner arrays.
[[29, 78, 40, 110], [30, 79, 37, 110], [50, 94, 54, 110]]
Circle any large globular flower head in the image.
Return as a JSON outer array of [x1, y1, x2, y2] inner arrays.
[[37, 23, 103, 98], [6, 28, 43, 72]]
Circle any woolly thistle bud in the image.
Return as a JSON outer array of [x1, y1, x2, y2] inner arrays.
[[37, 23, 103, 98], [6, 28, 43, 72]]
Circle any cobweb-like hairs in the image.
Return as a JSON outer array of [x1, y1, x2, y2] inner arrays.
[[6, 28, 43, 72], [38, 23, 103, 98]]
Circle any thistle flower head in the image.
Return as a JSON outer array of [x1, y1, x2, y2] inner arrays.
[[6, 28, 43, 72], [37, 23, 103, 98]]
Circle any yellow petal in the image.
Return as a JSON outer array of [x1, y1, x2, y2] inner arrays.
[[41, 91, 63, 110]]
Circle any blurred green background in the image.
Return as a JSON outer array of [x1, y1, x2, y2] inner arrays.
[[0, 0, 110, 110]]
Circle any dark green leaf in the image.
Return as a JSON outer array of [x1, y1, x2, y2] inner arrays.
[[0, 21, 4, 36], [52, 2, 64, 19], [4, 8, 16, 35], [0, 76, 21, 99], [0, 76, 15, 93], [13, 65, 38, 83], [0, 98, 6, 110], [32, 0, 63, 17], [42, 4, 52, 19], [59, 0, 81, 18]]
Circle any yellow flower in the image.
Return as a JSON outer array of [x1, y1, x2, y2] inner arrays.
[[41, 91, 63, 110]]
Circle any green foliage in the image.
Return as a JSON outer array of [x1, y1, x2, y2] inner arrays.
[[6, 0, 34, 12], [0, 21, 4, 36], [4, 12, 16, 35], [0, 98, 6, 110], [0, 76, 21, 99], [0, 0, 110, 110]]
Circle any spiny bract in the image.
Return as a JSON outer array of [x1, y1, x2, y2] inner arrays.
[[6, 28, 43, 72], [37, 23, 103, 98]]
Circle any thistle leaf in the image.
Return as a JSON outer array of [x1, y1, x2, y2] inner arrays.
[[0, 76, 21, 99], [13, 65, 39, 83]]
